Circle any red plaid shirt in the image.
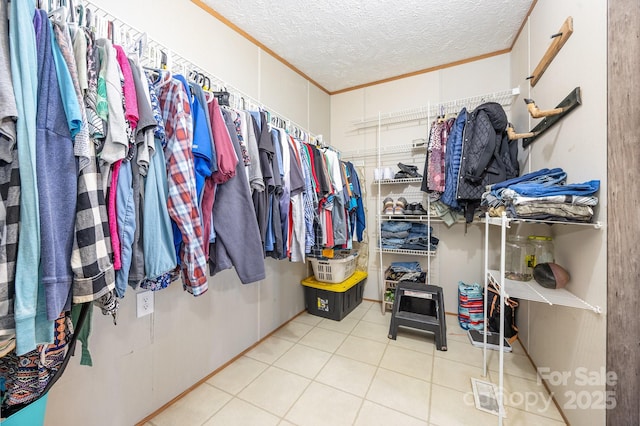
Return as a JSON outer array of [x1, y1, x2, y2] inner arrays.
[[155, 72, 207, 296]]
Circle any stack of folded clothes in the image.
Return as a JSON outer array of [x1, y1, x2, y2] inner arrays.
[[481, 168, 600, 222], [385, 261, 426, 283], [380, 221, 439, 251]]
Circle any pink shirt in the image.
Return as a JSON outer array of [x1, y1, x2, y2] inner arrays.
[[209, 99, 237, 184], [114, 45, 139, 130], [109, 160, 122, 270]]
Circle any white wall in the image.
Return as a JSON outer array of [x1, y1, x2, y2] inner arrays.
[[331, 54, 512, 312], [45, 1, 329, 425], [510, 1, 607, 425]]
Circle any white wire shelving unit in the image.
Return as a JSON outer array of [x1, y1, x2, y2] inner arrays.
[[482, 213, 603, 425]]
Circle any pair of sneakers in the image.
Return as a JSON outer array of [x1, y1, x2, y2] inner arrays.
[[405, 202, 428, 215], [382, 197, 408, 215]]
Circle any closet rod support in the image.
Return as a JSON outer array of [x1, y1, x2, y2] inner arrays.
[[507, 126, 536, 140], [524, 98, 565, 119], [528, 16, 574, 87], [522, 87, 582, 147]]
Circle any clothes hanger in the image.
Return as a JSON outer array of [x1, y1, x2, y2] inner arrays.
[[48, 4, 69, 23], [202, 76, 211, 91], [142, 45, 167, 81], [188, 69, 199, 83], [213, 86, 230, 107]]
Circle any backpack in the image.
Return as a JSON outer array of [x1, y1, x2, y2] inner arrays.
[[486, 281, 519, 343]]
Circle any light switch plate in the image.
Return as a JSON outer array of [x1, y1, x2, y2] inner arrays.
[[136, 290, 154, 318]]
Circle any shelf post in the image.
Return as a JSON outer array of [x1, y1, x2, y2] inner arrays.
[[483, 213, 489, 377], [498, 212, 507, 425]]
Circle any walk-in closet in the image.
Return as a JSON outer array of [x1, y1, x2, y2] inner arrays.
[[0, 0, 635, 425]]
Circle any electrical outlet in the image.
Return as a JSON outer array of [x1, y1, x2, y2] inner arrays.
[[136, 290, 154, 318]]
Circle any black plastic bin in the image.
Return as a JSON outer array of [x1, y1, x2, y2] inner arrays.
[[301, 271, 367, 321]]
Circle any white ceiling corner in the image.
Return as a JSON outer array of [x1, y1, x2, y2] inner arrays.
[[201, 0, 533, 93]]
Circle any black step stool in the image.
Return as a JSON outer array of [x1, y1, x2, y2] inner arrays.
[[388, 281, 447, 351]]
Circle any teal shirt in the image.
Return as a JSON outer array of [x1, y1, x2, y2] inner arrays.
[[50, 23, 82, 139], [11, 0, 45, 355]]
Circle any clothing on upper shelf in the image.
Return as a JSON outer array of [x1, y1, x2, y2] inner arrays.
[[481, 167, 600, 222]]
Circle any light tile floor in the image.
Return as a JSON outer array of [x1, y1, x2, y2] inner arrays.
[[146, 301, 566, 426]]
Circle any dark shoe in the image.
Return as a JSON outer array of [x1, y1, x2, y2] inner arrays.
[[405, 202, 416, 215], [394, 171, 412, 179], [413, 203, 428, 216]]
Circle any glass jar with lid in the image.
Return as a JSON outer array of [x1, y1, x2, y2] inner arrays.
[[528, 235, 554, 268], [505, 234, 534, 281]]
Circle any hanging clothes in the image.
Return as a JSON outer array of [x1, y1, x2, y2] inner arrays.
[[35, 8, 79, 339], [11, 0, 42, 355], [183, 78, 213, 200], [288, 138, 306, 262], [0, 0, 20, 344], [126, 57, 159, 289], [439, 109, 467, 210], [346, 161, 366, 242], [71, 27, 116, 319], [153, 71, 207, 296], [209, 109, 265, 283]]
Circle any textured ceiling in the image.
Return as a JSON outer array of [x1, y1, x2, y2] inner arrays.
[[200, 0, 533, 93]]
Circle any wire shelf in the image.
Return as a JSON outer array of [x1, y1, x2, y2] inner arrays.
[[481, 216, 603, 229], [378, 248, 436, 257], [379, 214, 439, 222], [351, 87, 521, 130], [341, 141, 427, 159], [487, 270, 602, 313], [374, 177, 423, 185]]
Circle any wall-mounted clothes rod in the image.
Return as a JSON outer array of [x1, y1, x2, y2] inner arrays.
[[82, 1, 319, 144], [351, 87, 521, 130]]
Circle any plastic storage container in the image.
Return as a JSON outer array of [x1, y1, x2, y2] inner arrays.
[[528, 235, 554, 267], [309, 252, 358, 283], [301, 271, 367, 321], [505, 235, 534, 281]]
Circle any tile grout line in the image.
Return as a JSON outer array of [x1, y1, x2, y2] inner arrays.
[[198, 386, 233, 426], [208, 321, 317, 424], [279, 320, 350, 424], [307, 304, 383, 424]]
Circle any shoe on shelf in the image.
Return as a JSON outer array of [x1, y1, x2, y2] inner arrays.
[[413, 203, 428, 216], [397, 162, 422, 178], [394, 171, 412, 179], [404, 202, 416, 215], [394, 197, 408, 215], [382, 197, 394, 215]]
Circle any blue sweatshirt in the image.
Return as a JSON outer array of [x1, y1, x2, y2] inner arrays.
[[36, 11, 78, 323]]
